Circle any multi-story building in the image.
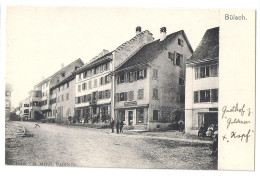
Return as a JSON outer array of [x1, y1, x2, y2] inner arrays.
[[185, 27, 219, 134], [113, 27, 193, 130], [5, 83, 13, 120], [27, 58, 84, 120], [74, 27, 154, 123], [19, 96, 30, 120], [48, 58, 84, 122]]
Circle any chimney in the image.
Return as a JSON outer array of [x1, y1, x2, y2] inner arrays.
[[136, 26, 142, 35], [160, 27, 167, 41], [61, 63, 64, 69]]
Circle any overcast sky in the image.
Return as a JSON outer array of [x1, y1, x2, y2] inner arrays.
[[6, 7, 219, 107]]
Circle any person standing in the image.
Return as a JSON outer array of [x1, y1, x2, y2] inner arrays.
[[120, 120, 124, 133], [178, 119, 184, 132], [116, 120, 120, 134], [110, 119, 115, 133]]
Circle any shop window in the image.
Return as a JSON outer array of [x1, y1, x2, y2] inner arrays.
[[137, 109, 145, 124]]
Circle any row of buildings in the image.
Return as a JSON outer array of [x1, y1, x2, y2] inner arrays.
[[18, 26, 219, 133]]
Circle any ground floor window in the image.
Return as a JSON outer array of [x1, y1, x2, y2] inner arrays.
[[197, 112, 218, 130], [137, 108, 144, 124]]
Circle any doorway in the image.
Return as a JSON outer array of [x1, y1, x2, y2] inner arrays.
[[153, 110, 158, 121], [128, 111, 133, 126]]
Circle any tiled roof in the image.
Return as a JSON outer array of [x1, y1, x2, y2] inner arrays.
[[186, 27, 219, 65], [76, 30, 154, 74], [34, 58, 84, 87], [115, 30, 193, 71], [76, 52, 113, 74]]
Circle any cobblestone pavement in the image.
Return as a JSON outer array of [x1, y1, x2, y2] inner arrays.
[[5, 121, 217, 169]]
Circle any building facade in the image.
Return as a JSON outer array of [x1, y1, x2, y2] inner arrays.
[[27, 58, 84, 120], [19, 97, 30, 120], [113, 28, 193, 130], [185, 27, 219, 134], [74, 27, 154, 123], [5, 83, 13, 120]]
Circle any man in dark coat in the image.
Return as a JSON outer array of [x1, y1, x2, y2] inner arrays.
[[116, 120, 120, 134], [120, 120, 124, 133], [110, 119, 115, 133]]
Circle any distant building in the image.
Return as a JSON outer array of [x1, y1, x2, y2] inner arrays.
[[185, 27, 219, 134], [19, 97, 30, 120], [113, 27, 193, 130], [28, 58, 84, 120], [5, 83, 13, 120], [74, 27, 154, 123]]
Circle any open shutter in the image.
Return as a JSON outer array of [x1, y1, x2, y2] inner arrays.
[[173, 51, 176, 65], [115, 93, 119, 102]]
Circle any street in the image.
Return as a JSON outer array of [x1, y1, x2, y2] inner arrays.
[[5, 121, 217, 169]]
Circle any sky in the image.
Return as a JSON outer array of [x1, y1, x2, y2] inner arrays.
[[5, 7, 219, 107]]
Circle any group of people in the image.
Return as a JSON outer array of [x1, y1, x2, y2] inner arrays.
[[110, 119, 125, 134], [198, 123, 218, 138]]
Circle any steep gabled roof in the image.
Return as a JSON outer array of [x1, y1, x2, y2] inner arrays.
[[186, 27, 219, 65], [115, 30, 193, 71]]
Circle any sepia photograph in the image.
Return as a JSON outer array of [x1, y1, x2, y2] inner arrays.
[[2, 2, 256, 174]]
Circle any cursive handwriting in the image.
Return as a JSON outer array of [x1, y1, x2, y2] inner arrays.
[[230, 129, 252, 143], [227, 117, 250, 129], [222, 103, 245, 119]]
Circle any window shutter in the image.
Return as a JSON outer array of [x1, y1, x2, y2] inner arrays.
[[115, 93, 119, 102], [173, 51, 176, 65], [124, 92, 128, 101]]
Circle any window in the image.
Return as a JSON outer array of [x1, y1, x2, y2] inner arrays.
[[107, 62, 110, 70], [83, 71, 87, 79], [168, 52, 175, 60], [105, 75, 111, 84], [179, 93, 185, 103], [87, 94, 91, 101], [24, 104, 29, 107], [195, 68, 199, 79], [152, 88, 159, 100], [118, 74, 125, 84], [129, 91, 134, 101], [6, 91, 11, 96], [94, 79, 97, 88], [115, 93, 119, 102], [66, 93, 69, 100], [179, 77, 185, 86], [137, 69, 146, 80], [100, 77, 104, 85], [92, 92, 98, 101], [194, 91, 199, 103], [195, 64, 218, 79], [93, 68, 97, 75], [99, 91, 103, 100], [210, 64, 218, 77], [89, 69, 93, 76], [178, 38, 184, 47], [200, 90, 210, 102], [82, 83, 86, 90], [78, 73, 82, 81], [119, 92, 127, 101], [61, 95, 64, 102], [67, 82, 69, 88], [46, 82, 49, 87], [24, 109, 29, 114], [129, 72, 135, 82], [62, 72, 65, 77], [105, 90, 111, 99], [211, 89, 218, 102], [152, 69, 158, 79], [138, 89, 144, 99], [176, 53, 183, 67], [78, 85, 81, 92], [88, 81, 92, 89]]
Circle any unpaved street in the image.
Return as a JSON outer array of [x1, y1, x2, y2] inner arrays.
[[6, 121, 217, 169]]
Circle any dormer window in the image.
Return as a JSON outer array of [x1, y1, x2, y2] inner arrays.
[[62, 72, 65, 77]]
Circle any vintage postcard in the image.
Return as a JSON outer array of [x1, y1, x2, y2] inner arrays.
[[3, 6, 255, 171]]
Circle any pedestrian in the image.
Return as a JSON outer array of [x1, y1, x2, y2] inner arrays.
[[120, 120, 124, 133], [110, 119, 115, 133], [178, 119, 184, 132], [210, 129, 218, 156], [116, 120, 120, 134]]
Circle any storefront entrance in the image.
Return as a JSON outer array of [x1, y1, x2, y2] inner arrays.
[[128, 111, 133, 126]]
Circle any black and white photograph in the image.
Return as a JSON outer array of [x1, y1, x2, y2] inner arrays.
[[2, 1, 256, 175]]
